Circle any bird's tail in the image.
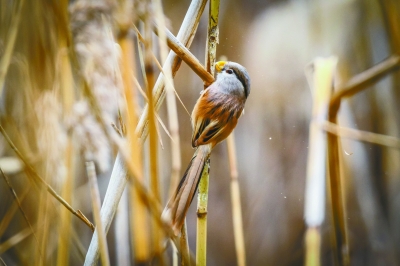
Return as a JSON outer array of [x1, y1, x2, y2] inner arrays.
[[162, 144, 212, 235]]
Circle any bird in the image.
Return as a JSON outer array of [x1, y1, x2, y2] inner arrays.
[[162, 61, 251, 235]]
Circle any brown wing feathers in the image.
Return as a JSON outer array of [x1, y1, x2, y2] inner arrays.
[[191, 89, 245, 148]]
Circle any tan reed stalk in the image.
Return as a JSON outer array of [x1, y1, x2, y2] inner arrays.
[[320, 121, 400, 148], [36, 180, 50, 265], [143, 5, 163, 260], [180, 221, 190, 266], [152, 0, 191, 262], [329, 55, 400, 113], [56, 140, 74, 266], [227, 133, 246, 266], [85, 1, 208, 264], [196, 1, 220, 265], [136, 0, 208, 142], [195, 160, 210, 266], [327, 100, 349, 264], [304, 57, 337, 266], [117, 0, 150, 262], [0, 0, 24, 95], [151, 26, 214, 86], [86, 161, 110, 266], [153, 0, 182, 208], [57, 5, 76, 262]]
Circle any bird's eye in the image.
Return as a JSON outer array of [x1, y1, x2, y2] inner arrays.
[[226, 69, 233, 74]]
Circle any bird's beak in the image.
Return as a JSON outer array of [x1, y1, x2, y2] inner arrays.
[[215, 61, 226, 72]]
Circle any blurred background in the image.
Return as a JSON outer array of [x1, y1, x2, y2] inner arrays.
[[1, 0, 400, 265]]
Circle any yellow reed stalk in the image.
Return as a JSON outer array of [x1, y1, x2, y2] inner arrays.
[[117, 1, 150, 262], [144, 7, 163, 259], [57, 8, 76, 262], [36, 181, 50, 265], [56, 139, 75, 266], [304, 57, 337, 266], [305, 227, 321, 266], [153, 0, 182, 208], [227, 133, 246, 266], [86, 161, 110, 266], [196, 160, 210, 266], [196, 1, 219, 265]]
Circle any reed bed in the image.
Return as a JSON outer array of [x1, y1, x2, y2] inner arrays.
[[1, 0, 400, 265]]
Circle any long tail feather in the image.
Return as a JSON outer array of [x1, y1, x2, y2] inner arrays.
[[162, 144, 212, 235]]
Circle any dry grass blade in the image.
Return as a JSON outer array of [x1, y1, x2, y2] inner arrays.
[[132, 25, 192, 117], [86, 161, 110, 266], [150, 51, 191, 117], [320, 121, 400, 148], [0, 124, 95, 231], [143, 4, 163, 259], [0, 184, 30, 238], [0, 227, 32, 254], [0, 168, 42, 259]]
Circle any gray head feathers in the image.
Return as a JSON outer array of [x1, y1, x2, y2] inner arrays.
[[224, 62, 251, 98]]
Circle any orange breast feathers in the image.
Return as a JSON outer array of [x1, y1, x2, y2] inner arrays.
[[191, 87, 245, 148]]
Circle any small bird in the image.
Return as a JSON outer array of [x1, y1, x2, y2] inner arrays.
[[162, 61, 251, 235]]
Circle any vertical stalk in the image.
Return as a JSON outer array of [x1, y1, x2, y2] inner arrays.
[[305, 227, 321, 266], [152, 0, 182, 198], [86, 162, 110, 266], [327, 112, 349, 266], [180, 221, 190, 266], [84, 1, 207, 264], [117, 1, 150, 262], [304, 57, 337, 266], [196, 1, 220, 265], [57, 2, 75, 262], [144, 5, 162, 259], [196, 161, 210, 265], [56, 139, 74, 266], [227, 133, 246, 266], [136, 0, 208, 142]]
